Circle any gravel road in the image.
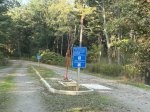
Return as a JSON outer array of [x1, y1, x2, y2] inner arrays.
[[0, 60, 50, 112], [0, 60, 150, 112], [29, 61, 150, 112]]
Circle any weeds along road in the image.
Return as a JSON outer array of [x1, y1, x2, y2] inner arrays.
[[0, 60, 150, 112]]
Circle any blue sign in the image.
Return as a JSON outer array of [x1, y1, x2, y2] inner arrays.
[[37, 55, 42, 60], [72, 47, 87, 68]]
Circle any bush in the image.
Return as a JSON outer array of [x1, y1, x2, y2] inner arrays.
[[86, 63, 123, 76], [0, 51, 8, 65], [31, 50, 65, 66], [31, 56, 37, 62], [123, 64, 140, 79], [41, 51, 65, 66]]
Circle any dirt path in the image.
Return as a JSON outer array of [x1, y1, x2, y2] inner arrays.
[[29, 61, 150, 112], [0, 61, 51, 112], [11, 63, 50, 112]]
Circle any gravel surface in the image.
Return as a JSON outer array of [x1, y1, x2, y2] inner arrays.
[[29, 61, 150, 112], [1, 60, 150, 112], [0, 61, 50, 112]]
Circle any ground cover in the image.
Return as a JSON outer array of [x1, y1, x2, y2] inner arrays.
[[122, 81, 150, 90], [0, 73, 15, 91], [28, 65, 127, 112], [29, 66, 90, 91], [0, 73, 15, 112]]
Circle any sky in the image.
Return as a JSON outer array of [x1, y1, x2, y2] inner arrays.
[[21, 0, 30, 4], [21, 0, 75, 5]]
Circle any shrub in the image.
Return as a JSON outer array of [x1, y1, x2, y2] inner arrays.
[[123, 64, 140, 79], [0, 51, 8, 65], [31, 50, 65, 66], [86, 63, 123, 76], [100, 63, 123, 76], [31, 56, 37, 62]]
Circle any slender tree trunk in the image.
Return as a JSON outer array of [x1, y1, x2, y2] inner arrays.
[[80, 13, 84, 47], [44, 24, 49, 49], [61, 36, 63, 56], [57, 38, 59, 54], [117, 47, 121, 65], [98, 36, 101, 63], [17, 38, 21, 58], [102, 1, 110, 63], [117, 33, 120, 65]]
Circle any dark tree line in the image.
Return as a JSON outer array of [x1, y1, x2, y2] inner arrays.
[[0, 0, 150, 80]]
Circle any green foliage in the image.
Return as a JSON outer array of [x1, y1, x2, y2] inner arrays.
[[137, 38, 150, 73], [87, 44, 101, 62], [125, 82, 150, 90], [123, 64, 140, 79], [31, 56, 37, 62], [110, 38, 138, 54], [31, 49, 66, 66], [42, 50, 65, 66], [0, 51, 8, 65], [86, 62, 123, 76]]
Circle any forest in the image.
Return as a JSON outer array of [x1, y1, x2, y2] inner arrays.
[[0, 0, 150, 83]]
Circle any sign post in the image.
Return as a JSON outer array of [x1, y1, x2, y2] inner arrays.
[[72, 47, 87, 90], [37, 55, 42, 66]]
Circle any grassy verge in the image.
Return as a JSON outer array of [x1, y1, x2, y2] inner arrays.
[[29, 66, 88, 91], [28, 65, 60, 78], [123, 81, 150, 90], [0, 74, 15, 92], [0, 73, 15, 111], [43, 92, 118, 112], [83, 69, 122, 80]]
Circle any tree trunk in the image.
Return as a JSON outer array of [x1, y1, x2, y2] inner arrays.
[[17, 39, 21, 58], [117, 47, 121, 65], [102, 1, 110, 64], [79, 13, 84, 47], [61, 36, 63, 56], [98, 36, 101, 63], [117, 33, 121, 65], [57, 38, 59, 54]]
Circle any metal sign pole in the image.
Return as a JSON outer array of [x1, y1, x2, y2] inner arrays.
[[77, 67, 80, 90], [73, 47, 86, 91], [38, 59, 40, 67], [37, 55, 42, 67]]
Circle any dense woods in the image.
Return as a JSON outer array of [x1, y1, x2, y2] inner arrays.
[[0, 0, 150, 82]]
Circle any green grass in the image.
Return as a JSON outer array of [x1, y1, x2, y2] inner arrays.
[[123, 81, 150, 90], [82, 69, 122, 81], [29, 66, 88, 91], [0, 74, 15, 91], [40, 91, 125, 112], [29, 65, 59, 78]]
